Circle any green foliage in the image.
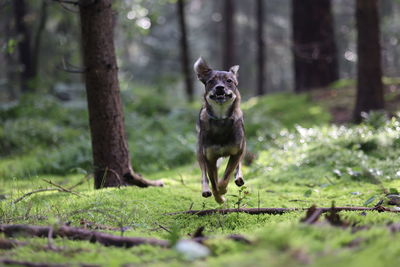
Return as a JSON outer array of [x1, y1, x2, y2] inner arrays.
[[0, 88, 331, 177], [242, 93, 331, 138]]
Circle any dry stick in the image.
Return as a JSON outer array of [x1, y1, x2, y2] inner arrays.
[[42, 179, 81, 197], [301, 206, 324, 224], [13, 188, 61, 204], [166, 206, 400, 216], [68, 174, 92, 190], [13, 176, 91, 204], [0, 224, 169, 248]]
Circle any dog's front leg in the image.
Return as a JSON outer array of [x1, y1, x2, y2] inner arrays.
[[234, 162, 244, 186], [205, 158, 225, 204], [198, 154, 212, 198], [218, 153, 243, 195]]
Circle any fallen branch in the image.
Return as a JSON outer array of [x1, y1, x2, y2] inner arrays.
[[166, 206, 400, 216], [0, 238, 27, 250], [0, 224, 169, 248], [0, 259, 67, 267]]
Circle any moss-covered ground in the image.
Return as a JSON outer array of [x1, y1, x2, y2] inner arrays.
[[1, 84, 400, 266]]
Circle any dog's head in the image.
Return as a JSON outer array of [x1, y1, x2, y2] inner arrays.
[[194, 57, 240, 115]]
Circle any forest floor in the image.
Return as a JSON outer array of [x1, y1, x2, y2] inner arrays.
[[1, 81, 400, 266]]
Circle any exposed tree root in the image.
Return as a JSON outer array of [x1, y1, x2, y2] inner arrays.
[[123, 172, 164, 187], [166, 206, 400, 216], [0, 224, 169, 248]]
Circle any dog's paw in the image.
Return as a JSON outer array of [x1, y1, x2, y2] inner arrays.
[[214, 195, 226, 204], [202, 190, 212, 198], [235, 177, 245, 187]]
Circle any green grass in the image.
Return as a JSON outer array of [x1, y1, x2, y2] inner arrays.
[[1, 91, 400, 266]]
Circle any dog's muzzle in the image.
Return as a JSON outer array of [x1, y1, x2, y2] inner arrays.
[[209, 86, 233, 104]]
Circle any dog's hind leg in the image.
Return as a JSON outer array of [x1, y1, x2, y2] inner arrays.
[[218, 153, 242, 195], [234, 162, 245, 187]]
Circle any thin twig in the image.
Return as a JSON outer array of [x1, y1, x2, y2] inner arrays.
[[47, 227, 57, 250], [42, 179, 81, 197], [68, 174, 92, 190], [157, 224, 172, 233], [13, 188, 61, 204]]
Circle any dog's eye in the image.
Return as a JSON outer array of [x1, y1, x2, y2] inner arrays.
[[226, 79, 233, 83]]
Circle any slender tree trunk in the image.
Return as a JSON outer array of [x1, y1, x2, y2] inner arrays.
[[13, 0, 35, 92], [4, 12, 19, 100], [78, 0, 163, 189], [222, 0, 235, 70], [353, 0, 384, 123], [291, 0, 338, 92], [32, 0, 48, 77], [256, 0, 266, 95], [177, 0, 194, 102]]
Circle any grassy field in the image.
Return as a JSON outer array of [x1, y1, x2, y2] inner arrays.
[[1, 85, 400, 266]]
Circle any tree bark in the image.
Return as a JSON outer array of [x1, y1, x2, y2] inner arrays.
[[222, 0, 235, 70], [177, 0, 194, 102], [353, 0, 384, 123], [256, 0, 266, 95], [78, 0, 163, 189], [291, 0, 338, 92], [13, 0, 35, 92]]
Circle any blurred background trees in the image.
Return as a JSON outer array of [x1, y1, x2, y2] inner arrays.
[[1, 0, 399, 178], [1, 0, 399, 99]]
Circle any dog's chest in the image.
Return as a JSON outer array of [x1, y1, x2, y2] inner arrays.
[[205, 144, 240, 160], [202, 118, 242, 160]]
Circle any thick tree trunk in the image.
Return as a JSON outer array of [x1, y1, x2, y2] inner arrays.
[[256, 0, 266, 95], [13, 0, 35, 92], [291, 0, 338, 92], [78, 0, 163, 189], [222, 0, 235, 70], [353, 0, 384, 123], [177, 0, 194, 102]]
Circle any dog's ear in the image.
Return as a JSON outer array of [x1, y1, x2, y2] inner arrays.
[[229, 65, 240, 78], [194, 57, 212, 84]]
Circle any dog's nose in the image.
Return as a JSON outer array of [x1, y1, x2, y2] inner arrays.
[[215, 86, 225, 95]]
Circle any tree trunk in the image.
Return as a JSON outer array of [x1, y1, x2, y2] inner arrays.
[[291, 0, 338, 92], [13, 0, 35, 92], [177, 0, 194, 102], [78, 0, 163, 189], [222, 0, 235, 70], [32, 0, 48, 78], [353, 0, 384, 123], [256, 0, 266, 95]]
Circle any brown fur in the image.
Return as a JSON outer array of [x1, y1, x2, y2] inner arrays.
[[194, 57, 246, 204]]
